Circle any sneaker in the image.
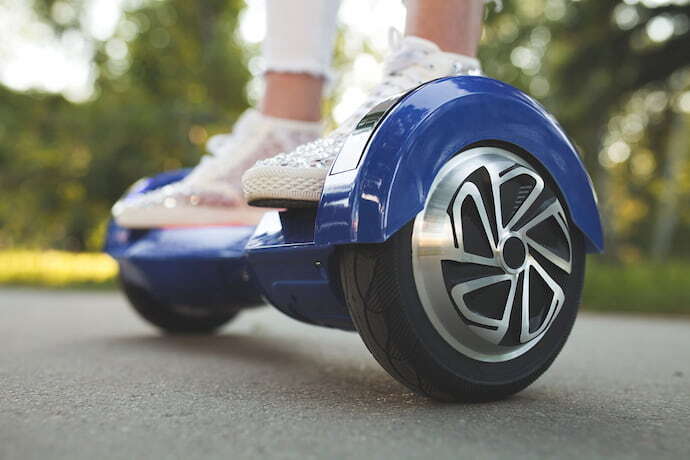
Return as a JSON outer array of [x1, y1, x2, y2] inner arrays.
[[112, 109, 322, 228], [241, 33, 482, 208]]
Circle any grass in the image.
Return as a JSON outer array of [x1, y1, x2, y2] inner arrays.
[[0, 250, 117, 288], [583, 259, 690, 315], [0, 250, 688, 315]]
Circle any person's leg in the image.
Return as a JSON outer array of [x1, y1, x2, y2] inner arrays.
[[259, 0, 486, 124], [113, 0, 341, 228], [262, 73, 324, 122], [405, 0, 484, 56], [242, 0, 489, 207], [261, 0, 342, 122]]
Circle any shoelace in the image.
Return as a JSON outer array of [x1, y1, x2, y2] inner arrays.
[[188, 111, 262, 182], [205, 110, 259, 158], [338, 28, 481, 134]]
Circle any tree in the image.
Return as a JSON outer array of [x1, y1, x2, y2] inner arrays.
[[480, 0, 690, 261], [0, 0, 250, 250]]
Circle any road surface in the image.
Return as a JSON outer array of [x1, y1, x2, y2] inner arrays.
[[1, 288, 688, 459]]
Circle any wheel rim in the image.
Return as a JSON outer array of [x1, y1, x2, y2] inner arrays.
[[412, 146, 573, 362]]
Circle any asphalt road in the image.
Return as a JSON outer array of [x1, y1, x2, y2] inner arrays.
[[1, 288, 688, 460]]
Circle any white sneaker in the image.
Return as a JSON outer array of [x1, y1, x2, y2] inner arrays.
[[241, 34, 482, 208], [112, 109, 322, 228]]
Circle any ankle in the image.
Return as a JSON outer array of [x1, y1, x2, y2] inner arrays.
[[259, 112, 323, 131], [261, 72, 324, 122], [261, 106, 322, 123], [404, 0, 484, 56]]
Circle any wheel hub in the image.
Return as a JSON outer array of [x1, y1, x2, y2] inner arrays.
[[411, 147, 573, 362], [500, 236, 527, 273]]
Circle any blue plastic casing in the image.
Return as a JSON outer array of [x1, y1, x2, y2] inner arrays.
[[315, 76, 604, 253], [107, 224, 261, 309], [244, 209, 354, 330], [105, 170, 263, 310]]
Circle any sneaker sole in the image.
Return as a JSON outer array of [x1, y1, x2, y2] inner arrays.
[[114, 205, 266, 229], [242, 166, 326, 208], [247, 199, 317, 208]]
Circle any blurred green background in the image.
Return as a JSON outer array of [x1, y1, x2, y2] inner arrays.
[[1, 0, 689, 314]]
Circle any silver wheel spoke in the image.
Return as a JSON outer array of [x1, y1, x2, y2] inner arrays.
[[520, 257, 565, 343], [451, 274, 516, 344], [501, 168, 545, 232], [449, 251, 501, 267], [489, 165, 506, 238], [526, 239, 572, 274], [522, 201, 572, 274], [450, 182, 500, 267]]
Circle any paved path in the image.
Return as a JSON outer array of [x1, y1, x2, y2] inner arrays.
[[1, 289, 688, 459]]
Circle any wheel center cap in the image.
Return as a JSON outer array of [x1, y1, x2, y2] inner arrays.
[[501, 236, 527, 272]]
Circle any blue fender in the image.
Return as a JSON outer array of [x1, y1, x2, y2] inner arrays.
[[315, 76, 604, 253]]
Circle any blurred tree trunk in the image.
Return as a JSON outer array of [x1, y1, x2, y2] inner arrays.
[[650, 113, 690, 260], [593, 156, 617, 260], [583, 119, 616, 261]]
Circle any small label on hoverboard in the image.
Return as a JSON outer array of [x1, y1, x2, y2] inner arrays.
[[330, 94, 403, 175]]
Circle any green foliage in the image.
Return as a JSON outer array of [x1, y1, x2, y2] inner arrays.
[[482, 0, 690, 155], [583, 259, 690, 315], [0, 0, 249, 250], [481, 0, 690, 262]]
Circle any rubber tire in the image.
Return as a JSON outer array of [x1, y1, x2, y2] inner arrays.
[[119, 274, 239, 334], [340, 222, 585, 402]]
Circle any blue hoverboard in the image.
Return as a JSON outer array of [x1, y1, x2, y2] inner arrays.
[[106, 76, 603, 401]]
